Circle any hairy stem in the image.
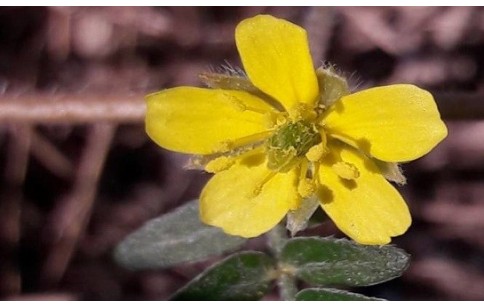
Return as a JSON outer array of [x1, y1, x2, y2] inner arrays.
[[267, 224, 298, 301]]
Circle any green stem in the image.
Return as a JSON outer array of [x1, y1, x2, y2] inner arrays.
[[277, 272, 298, 301], [267, 223, 287, 256], [267, 224, 298, 301]]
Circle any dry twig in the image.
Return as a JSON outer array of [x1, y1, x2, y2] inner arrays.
[[0, 125, 32, 297], [40, 124, 115, 288], [0, 94, 145, 124]]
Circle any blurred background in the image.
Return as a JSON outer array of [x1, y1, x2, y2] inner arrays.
[[1, 6, 484, 300]]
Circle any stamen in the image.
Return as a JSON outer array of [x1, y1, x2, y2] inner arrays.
[[306, 143, 326, 162], [290, 103, 318, 121], [263, 112, 288, 128], [201, 144, 265, 173], [237, 145, 265, 160], [312, 162, 322, 187], [297, 161, 315, 198], [298, 179, 316, 198], [299, 160, 309, 179], [212, 141, 232, 153], [306, 130, 328, 162], [213, 130, 273, 154], [332, 161, 360, 180], [223, 92, 275, 115], [205, 156, 236, 173], [249, 171, 277, 197]]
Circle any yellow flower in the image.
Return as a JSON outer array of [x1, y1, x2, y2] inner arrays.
[[145, 15, 447, 245]]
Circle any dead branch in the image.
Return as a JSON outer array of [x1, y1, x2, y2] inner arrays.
[[40, 124, 115, 288], [30, 130, 74, 179], [0, 125, 32, 296], [0, 94, 145, 124]]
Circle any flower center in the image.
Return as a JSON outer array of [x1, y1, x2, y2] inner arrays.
[[266, 121, 321, 172]]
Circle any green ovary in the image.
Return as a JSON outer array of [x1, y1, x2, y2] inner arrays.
[[266, 121, 321, 172]]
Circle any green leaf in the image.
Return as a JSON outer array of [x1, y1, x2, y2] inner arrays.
[[114, 200, 246, 270], [281, 237, 410, 287], [296, 288, 384, 301], [172, 251, 275, 300]]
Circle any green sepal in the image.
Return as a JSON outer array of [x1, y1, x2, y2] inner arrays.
[[199, 72, 259, 93], [373, 159, 406, 185], [286, 195, 320, 236], [316, 66, 350, 108], [199, 71, 283, 110]]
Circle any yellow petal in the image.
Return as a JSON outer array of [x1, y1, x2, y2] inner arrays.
[[145, 87, 275, 155], [323, 85, 448, 162], [235, 15, 319, 114], [317, 143, 411, 245], [200, 159, 300, 238]]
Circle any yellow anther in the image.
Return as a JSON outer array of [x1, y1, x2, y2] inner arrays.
[[205, 156, 235, 173], [298, 178, 316, 198], [290, 104, 317, 121], [213, 141, 233, 153], [263, 112, 278, 128], [332, 162, 360, 180], [223, 92, 273, 115], [305, 142, 327, 162], [212, 131, 273, 154], [263, 112, 291, 129], [276, 113, 288, 126]]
